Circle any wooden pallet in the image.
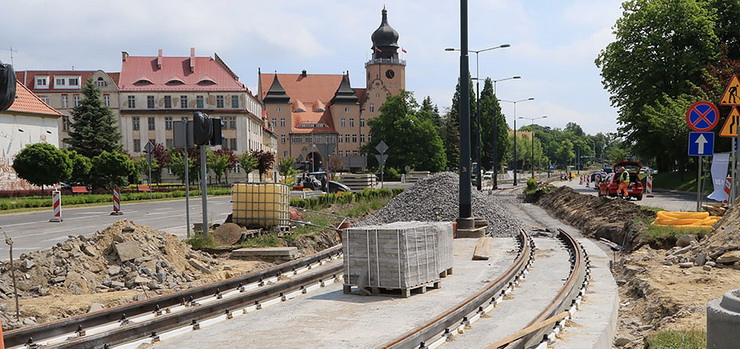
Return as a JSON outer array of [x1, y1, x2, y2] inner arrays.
[[343, 280, 441, 298], [439, 267, 454, 278]]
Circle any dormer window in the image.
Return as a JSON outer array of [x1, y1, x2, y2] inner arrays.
[[35, 76, 49, 89], [166, 77, 185, 85], [134, 77, 154, 86], [197, 77, 217, 85]]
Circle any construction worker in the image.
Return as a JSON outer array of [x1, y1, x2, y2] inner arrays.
[[617, 166, 630, 198]]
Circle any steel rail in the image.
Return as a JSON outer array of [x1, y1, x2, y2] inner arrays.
[[380, 229, 534, 349], [494, 228, 590, 349], [4, 245, 342, 348]]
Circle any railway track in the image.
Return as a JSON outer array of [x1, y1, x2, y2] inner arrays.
[[7, 228, 589, 349]]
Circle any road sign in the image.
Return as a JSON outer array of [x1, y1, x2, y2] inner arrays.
[[688, 132, 714, 156], [720, 107, 740, 137], [686, 101, 719, 132], [375, 154, 388, 165], [375, 140, 389, 154], [720, 75, 740, 106]]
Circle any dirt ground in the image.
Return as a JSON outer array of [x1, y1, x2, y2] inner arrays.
[[535, 185, 740, 348]]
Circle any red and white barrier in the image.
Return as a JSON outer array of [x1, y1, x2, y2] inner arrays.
[[111, 188, 123, 215], [49, 190, 62, 222], [646, 175, 654, 197], [724, 177, 732, 204]]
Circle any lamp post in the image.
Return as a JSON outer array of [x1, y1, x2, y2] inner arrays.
[[493, 76, 521, 96], [446, 44, 510, 190], [499, 97, 534, 186], [518, 115, 547, 179], [491, 75, 520, 189]]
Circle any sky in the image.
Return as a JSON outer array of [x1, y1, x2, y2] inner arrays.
[[1, 0, 625, 135]]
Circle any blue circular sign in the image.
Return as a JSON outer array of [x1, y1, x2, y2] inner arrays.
[[685, 101, 719, 132]]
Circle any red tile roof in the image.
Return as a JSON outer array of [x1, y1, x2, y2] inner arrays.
[[4, 81, 62, 117], [259, 73, 344, 105], [120, 53, 246, 92], [15, 70, 111, 91]]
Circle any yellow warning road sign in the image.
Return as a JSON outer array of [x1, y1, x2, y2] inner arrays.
[[720, 107, 740, 137], [720, 75, 740, 106]]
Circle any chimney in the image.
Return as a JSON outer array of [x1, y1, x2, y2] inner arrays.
[[157, 49, 163, 69], [301, 70, 307, 77], [189, 47, 195, 73], [121, 51, 129, 62]]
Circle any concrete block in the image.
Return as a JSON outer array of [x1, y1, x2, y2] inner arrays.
[[231, 247, 299, 262], [113, 241, 143, 262], [707, 288, 740, 349]]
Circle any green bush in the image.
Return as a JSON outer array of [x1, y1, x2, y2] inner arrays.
[[645, 329, 706, 349], [290, 187, 403, 210]]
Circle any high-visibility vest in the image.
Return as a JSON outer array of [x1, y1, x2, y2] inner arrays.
[[620, 171, 629, 183]]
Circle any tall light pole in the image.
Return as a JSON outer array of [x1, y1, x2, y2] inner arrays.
[[493, 76, 520, 96], [446, 44, 510, 190], [518, 115, 547, 179], [499, 97, 534, 186]]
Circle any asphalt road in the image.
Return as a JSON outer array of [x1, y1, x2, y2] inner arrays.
[[0, 196, 232, 259], [551, 179, 703, 212]]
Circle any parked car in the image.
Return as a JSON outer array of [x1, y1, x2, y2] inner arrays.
[[598, 161, 644, 200]]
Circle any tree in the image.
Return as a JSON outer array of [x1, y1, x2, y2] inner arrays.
[[147, 142, 171, 184], [208, 148, 237, 184], [595, 0, 718, 164], [443, 77, 477, 170], [364, 90, 446, 172], [62, 149, 92, 184], [67, 79, 122, 158], [13, 143, 72, 191], [166, 148, 200, 184], [278, 157, 297, 183], [89, 151, 135, 189], [238, 152, 258, 181], [252, 150, 275, 181], [479, 78, 509, 171], [642, 93, 695, 172]]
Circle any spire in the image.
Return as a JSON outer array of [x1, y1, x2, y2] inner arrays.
[[263, 74, 290, 104], [371, 7, 400, 60], [332, 74, 358, 105]]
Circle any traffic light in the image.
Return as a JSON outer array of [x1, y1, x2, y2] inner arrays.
[[192, 111, 212, 145], [0, 60, 16, 112], [210, 118, 223, 146]]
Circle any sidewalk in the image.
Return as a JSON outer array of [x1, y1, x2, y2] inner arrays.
[[551, 179, 702, 212]]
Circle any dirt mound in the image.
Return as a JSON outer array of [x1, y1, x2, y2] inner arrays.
[[685, 204, 740, 269], [536, 186, 655, 247]]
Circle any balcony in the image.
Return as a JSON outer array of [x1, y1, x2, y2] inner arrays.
[[365, 57, 406, 67]]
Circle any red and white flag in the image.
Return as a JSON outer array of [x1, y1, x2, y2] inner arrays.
[[402, 48, 407, 53], [373, 47, 382, 53]]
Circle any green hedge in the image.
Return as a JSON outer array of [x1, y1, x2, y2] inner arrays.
[[0, 187, 232, 211], [290, 188, 403, 210]]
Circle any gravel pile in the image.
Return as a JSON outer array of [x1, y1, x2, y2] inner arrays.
[[359, 172, 526, 235]]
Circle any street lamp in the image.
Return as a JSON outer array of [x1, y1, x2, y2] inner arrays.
[[518, 115, 547, 179], [499, 97, 534, 186], [493, 76, 520, 95], [446, 44, 511, 190]]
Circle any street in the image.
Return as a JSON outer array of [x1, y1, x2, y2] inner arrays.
[[0, 196, 232, 259]]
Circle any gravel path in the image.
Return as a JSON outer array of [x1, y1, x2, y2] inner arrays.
[[359, 172, 526, 236]]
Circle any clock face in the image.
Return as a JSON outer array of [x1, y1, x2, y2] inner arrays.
[[385, 69, 395, 79]]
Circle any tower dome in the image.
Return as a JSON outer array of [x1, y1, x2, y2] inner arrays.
[[371, 8, 399, 51]]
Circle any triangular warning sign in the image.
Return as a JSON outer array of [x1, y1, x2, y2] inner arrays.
[[720, 75, 740, 106], [720, 107, 740, 137]]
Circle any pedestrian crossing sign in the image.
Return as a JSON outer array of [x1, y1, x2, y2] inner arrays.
[[720, 107, 740, 137], [720, 75, 740, 106]]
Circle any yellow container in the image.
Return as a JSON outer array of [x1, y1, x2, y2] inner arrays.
[[232, 183, 289, 228]]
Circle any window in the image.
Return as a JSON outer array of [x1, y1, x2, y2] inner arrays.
[[294, 136, 302, 143], [216, 95, 224, 108], [349, 118, 355, 127], [96, 77, 107, 87], [271, 118, 277, 128], [352, 134, 358, 143], [133, 139, 141, 152], [73, 95, 80, 107], [147, 96, 155, 109], [280, 118, 285, 127], [40, 96, 50, 105], [345, 107, 350, 112], [345, 135, 350, 143], [227, 116, 236, 129], [229, 138, 237, 151], [315, 135, 323, 143], [62, 116, 70, 131], [103, 94, 110, 107], [360, 118, 365, 127], [284, 151, 288, 157], [35, 77, 49, 89], [338, 134, 343, 143], [165, 117, 173, 130], [341, 118, 346, 127], [128, 96, 136, 108], [164, 96, 172, 109], [281, 135, 286, 144], [376, 93, 380, 98], [276, 106, 281, 112], [56, 78, 66, 86], [148, 117, 155, 131], [360, 134, 366, 143], [180, 95, 188, 108], [368, 134, 372, 142], [338, 151, 344, 157], [68, 78, 79, 86], [369, 104, 375, 112], [61, 95, 69, 108], [132, 117, 140, 131], [196, 95, 204, 108], [231, 95, 239, 108], [165, 139, 173, 148]]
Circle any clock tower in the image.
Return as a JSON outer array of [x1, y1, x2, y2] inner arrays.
[[364, 7, 405, 120]]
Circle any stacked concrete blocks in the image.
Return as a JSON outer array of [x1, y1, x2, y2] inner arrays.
[[342, 221, 454, 297], [707, 288, 740, 349]]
